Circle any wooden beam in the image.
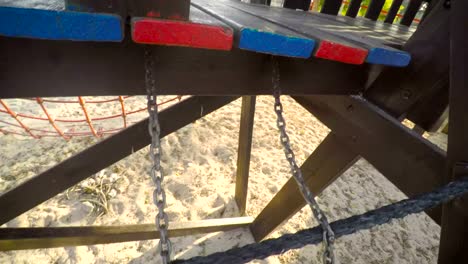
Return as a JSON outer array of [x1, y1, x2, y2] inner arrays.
[[321, 0, 342, 15], [235, 96, 256, 215], [346, 0, 362, 18], [294, 96, 445, 207], [400, 0, 423, 27], [438, 0, 468, 262], [0, 38, 366, 98], [250, 133, 358, 241], [384, 0, 403, 24], [0, 217, 254, 250], [365, 0, 385, 21], [0, 96, 238, 225]]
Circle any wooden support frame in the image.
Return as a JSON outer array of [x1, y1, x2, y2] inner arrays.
[[0, 217, 253, 251], [438, 0, 468, 262], [0, 96, 238, 225], [250, 95, 445, 240], [235, 96, 256, 215]]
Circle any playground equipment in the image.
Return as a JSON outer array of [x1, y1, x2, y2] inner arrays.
[[0, 0, 467, 263]]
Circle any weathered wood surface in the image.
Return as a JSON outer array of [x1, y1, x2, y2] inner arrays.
[[400, 0, 423, 27], [0, 0, 123, 41], [384, 0, 403, 24], [127, 0, 190, 20], [235, 96, 256, 216], [321, 0, 342, 15], [0, 96, 238, 225], [225, 0, 410, 66], [0, 38, 366, 97], [365, 0, 385, 21], [131, 6, 234, 50], [192, 0, 315, 58], [346, 0, 362, 18], [438, 0, 468, 262], [0, 217, 254, 250]]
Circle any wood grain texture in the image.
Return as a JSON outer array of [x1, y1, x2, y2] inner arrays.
[[0, 0, 123, 41], [192, 0, 315, 58], [225, 0, 410, 66], [0, 217, 254, 250], [131, 6, 233, 50]]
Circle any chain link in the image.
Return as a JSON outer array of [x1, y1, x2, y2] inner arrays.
[[145, 47, 172, 263], [271, 57, 335, 264]]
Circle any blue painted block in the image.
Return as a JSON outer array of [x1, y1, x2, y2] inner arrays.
[[0, 6, 123, 42], [366, 48, 411, 67], [239, 28, 315, 59]]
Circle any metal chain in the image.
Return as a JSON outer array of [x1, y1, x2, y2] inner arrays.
[[271, 57, 336, 264], [144, 47, 172, 263]]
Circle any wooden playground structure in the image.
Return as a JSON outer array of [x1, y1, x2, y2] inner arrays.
[[0, 0, 467, 263]]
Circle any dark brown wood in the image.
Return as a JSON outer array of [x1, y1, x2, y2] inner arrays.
[[235, 96, 256, 215], [346, 0, 362, 18], [438, 0, 468, 262], [321, 0, 342, 15], [295, 96, 445, 211], [406, 78, 448, 132], [127, 0, 190, 20], [250, 133, 359, 241], [365, 0, 449, 118], [0, 96, 238, 225], [283, 0, 311, 11], [0, 38, 366, 97], [365, 0, 385, 20], [0, 217, 253, 250], [384, 0, 403, 24], [400, 0, 423, 27]]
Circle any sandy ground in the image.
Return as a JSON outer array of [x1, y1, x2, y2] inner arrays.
[[0, 96, 446, 264]]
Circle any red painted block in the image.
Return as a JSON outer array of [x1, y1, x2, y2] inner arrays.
[[132, 18, 233, 51], [315, 41, 368, 65]]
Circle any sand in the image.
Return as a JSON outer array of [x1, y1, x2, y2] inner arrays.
[[0, 96, 445, 263]]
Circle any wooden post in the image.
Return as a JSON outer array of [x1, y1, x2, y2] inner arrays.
[[438, 0, 468, 262], [235, 96, 256, 215]]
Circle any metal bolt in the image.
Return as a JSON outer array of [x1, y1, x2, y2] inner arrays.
[[444, 0, 451, 8], [401, 89, 412, 100]]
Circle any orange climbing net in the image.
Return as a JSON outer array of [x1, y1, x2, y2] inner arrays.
[[0, 96, 183, 139]]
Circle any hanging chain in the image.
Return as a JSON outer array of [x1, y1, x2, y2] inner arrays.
[[145, 47, 172, 263], [271, 57, 336, 264]]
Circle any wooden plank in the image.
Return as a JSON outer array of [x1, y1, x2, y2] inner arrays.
[[283, 0, 311, 10], [131, 6, 234, 51], [250, 133, 359, 241], [225, 0, 411, 66], [0, 96, 238, 225], [0, 38, 366, 97], [127, 0, 190, 21], [235, 96, 256, 216], [64, 0, 123, 13], [191, 0, 315, 58], [321, 0, 343, 15], [384, 0, 403, 24], [400, 0, 423, 27], [313, 12, 415, 44], [0, 217, 254, 250], [365, 0, 385, 21], [364, 0, 449, 118], [0, 0, 123, 42], [438, 0, 468, 262], [346, 0, 362, 18]]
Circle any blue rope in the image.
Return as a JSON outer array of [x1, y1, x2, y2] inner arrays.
[[174, 177, 468, 264]]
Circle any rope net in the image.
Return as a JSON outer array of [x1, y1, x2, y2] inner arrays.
[[0, 96, 183, 139]]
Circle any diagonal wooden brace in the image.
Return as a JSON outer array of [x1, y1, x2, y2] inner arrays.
[[0, 96, 238, 225]]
